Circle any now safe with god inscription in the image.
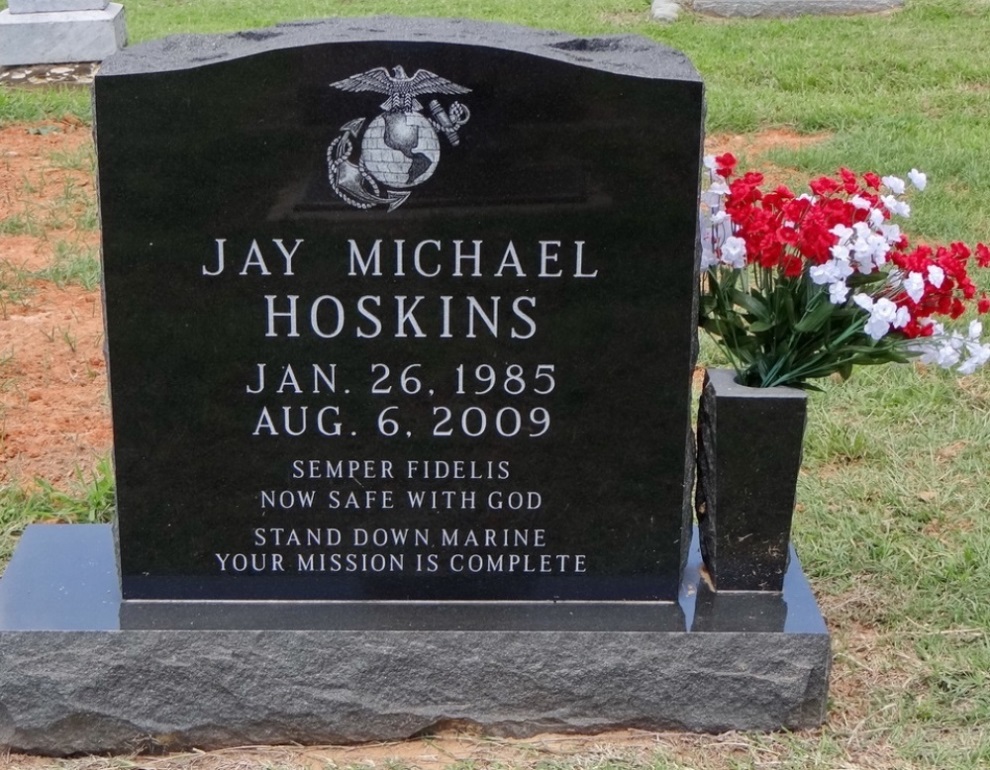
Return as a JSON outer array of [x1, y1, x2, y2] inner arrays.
[[96, 20, 704, 605]]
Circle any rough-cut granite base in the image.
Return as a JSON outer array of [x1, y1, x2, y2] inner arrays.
[[0, 3, 125, 66], [0, 525, 830, 755]]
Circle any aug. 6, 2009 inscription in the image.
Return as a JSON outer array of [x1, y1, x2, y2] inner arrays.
[[202, 236, 598, 579], [203, 236, 596, 441]]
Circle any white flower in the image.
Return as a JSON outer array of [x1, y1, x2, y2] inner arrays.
[[935, 341, 962, 368], [701, 191, 723, 207], [830, 243, 851, 261], [864, 316, 892, 341], [829, 281, 850, 304], [927, 264, 945, 288], [710, 210, 729, 225], [873, 297, 899, 323], [700, 242, 718, 271], [882, 175, 906, 194], [850, 195, 871, 210], [893, 305, 911, 329], [854, 295, 900, 340], [849, 226, 892, 272], [811, 258, 854, 286], [703, 155, 716, 170], [881, 223, 902, 244], [831, 224, 854, 243], [908, 168, 928, 191], [904, 271, 926, 303], [968, 319, 983, 340], [853, 293, 875, 312], [869, 208, 886, 228], [960, 342, 990, 374], [882, 195, 911, 218], [809, 265, 831, 285], [720, 236, 747, 269]]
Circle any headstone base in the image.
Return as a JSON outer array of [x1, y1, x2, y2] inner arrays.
[[0, 3, 125, 66], [0, 524, 830, 755]]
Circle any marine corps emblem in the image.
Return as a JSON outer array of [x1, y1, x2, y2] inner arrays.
[[327, 66, 472, 212]]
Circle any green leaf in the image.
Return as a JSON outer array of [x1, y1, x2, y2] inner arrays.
[[847, 271, 888, 287], [730, 289, 770, 320], [793, 298, 835, 333], [748, 320, 776, 333]]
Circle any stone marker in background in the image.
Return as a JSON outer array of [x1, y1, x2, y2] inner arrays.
[[0, 0, 126, 67], [0, 18, 830, 754]]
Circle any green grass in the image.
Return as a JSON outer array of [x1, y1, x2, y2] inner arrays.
[[0, 86, 91, 126], [3, 1, 990, 768], [33, 240, 101, 290], [0, 258, 33, 316], [0, 457, 115, 565]]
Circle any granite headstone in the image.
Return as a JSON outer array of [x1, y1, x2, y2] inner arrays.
[[94, 17, 704, 606]]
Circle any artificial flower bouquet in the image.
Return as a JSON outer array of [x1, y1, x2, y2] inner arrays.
[[699, 153, 990, 389]]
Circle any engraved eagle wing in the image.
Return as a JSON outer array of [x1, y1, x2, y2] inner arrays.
[[330, 67, 471, 97], [404, 69, 472, 96], [329, 67, 396, 95]]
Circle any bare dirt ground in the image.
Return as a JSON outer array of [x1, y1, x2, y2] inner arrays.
[[0, 119, 110, 489], [2, 124, 868, 770]]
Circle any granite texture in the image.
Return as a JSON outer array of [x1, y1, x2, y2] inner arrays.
[[695, 369, 807, 592], [0, 3, 124, 66], [651, 0, 682, 20], [0, 525, 830, 755], [97, 16, 701, 79], [8, 0, 109, 14]]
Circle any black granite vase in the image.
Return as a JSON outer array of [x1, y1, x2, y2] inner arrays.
[[695, 368, 808, 592]]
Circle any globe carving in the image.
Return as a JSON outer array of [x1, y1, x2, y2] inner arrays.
[[361, 113, 441, 189]]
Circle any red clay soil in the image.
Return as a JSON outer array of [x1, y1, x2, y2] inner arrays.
[[1, 120, 111, 490]]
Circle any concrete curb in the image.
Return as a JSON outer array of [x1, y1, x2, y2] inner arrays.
[[685, 0, 902, 17]]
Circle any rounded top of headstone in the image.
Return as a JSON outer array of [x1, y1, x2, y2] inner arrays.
[[97, 16, 702, 83]]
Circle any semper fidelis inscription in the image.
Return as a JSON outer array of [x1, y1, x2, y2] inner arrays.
[[94, 17, 706, 604]]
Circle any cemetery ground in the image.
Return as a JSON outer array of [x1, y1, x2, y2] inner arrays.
[[2, 0, 990, 766], [2, 118, 988, 770]]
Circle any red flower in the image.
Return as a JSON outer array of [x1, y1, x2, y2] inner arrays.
[[977, 243, 990, 268], [777, 226, 800, 246], [839, 168, 859, 194], [714, 153, 737, 178], [809, 176, 840, 196]]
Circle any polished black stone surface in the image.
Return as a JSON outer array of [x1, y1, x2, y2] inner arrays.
[[696, 368, 808, 592], [94, 19, 705, 602], [0, 524, 828, 634]]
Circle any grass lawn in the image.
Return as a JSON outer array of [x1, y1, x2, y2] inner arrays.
[[2, 0, 990, 768]]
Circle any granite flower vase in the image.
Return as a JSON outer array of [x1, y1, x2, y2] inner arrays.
[[695, 368, 808, 592]]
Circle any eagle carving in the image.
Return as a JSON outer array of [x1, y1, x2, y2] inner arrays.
[[329, 65, 472, 113]]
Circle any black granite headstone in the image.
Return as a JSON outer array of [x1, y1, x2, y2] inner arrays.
[[95, 18, 705, 603]]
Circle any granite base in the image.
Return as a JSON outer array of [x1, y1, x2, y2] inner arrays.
[[0, 524, 830, 755], [0, 3, 125, 66]]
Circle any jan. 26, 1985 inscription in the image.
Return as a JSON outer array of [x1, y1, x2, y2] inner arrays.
[[95, 26, 704, 602]]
